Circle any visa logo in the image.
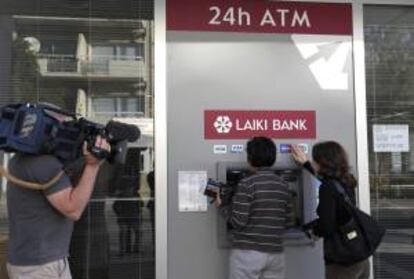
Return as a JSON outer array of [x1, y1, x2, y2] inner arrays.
[[231, 144, 244, 153], [213, 145, 227, 154]]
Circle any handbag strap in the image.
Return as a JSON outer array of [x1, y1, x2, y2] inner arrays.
[[331, 180, 382, 252], [330, 180, 356, 209]]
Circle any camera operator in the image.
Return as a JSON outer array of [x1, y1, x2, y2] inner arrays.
[[6, 108, 110, 279]]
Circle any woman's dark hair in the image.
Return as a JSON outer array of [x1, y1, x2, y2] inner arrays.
[[247, 137, 276, 167], [312, 141, 357, 189]]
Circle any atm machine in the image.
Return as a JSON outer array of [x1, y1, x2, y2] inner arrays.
[[215, 161, 320, 249], [166, 1, 356, 279]]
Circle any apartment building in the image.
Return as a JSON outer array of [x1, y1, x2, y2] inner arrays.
[[0, 14, 155, 279]]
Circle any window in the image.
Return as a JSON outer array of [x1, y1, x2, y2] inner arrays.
[[92, 43, 144, 61], [40, 39, 77, 56], [92, 96, 145, 118], [365, 5, 414, 279]]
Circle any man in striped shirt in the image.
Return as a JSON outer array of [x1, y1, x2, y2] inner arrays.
[[215, 137, 293, 279]]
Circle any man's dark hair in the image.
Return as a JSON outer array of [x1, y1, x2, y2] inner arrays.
[[246, 137, 276, 167]]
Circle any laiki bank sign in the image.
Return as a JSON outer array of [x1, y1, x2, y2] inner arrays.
[[204, 110, 316, 139]]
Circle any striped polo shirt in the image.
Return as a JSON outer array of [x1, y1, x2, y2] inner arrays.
[[229, 169, 293, 253]]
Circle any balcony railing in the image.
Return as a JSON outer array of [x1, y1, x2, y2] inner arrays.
[[38, 54, 79, 74], [84, 56, 145, 78], [37, 54, 146, 80]]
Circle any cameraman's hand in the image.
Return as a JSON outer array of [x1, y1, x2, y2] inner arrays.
[[83, 136, 111, 166]]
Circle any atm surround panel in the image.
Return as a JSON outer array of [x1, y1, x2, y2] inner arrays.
[[216, 161, 312, 248]]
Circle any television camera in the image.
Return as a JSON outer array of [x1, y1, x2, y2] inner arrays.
[[0, 103, 140, 164]]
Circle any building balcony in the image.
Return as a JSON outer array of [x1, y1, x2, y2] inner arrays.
[[37, 55, 79, 76], [37, 55, 147, 83], [84, 58, 146, 79]]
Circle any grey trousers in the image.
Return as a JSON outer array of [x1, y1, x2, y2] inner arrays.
[[229, 249, 285, 279], [7, 258, 72, 279], [325, 259, 370, 279]]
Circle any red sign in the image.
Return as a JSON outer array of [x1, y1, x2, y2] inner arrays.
[[167, 0, 352, 35], [205, 110, 316, 139]]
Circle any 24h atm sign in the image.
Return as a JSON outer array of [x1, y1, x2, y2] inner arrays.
[[168, 0, 352, 35], [205, 110, 316, 139]]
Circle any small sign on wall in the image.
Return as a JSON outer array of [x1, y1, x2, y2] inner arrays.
[[231, 144, 244, 153], [373, 124, 409, 152], [213, 144, 227, 154], [178, 171, 208, 212]]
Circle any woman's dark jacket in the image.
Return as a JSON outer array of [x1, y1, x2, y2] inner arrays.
[[303, 161, 356, 237]]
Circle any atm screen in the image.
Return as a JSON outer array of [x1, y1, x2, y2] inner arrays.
[[226, 169, 251, 186]]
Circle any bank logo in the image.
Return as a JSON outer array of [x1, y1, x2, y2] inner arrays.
[[214, 116, 233, 133]]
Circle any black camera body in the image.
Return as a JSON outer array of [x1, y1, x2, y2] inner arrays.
[[0, 103, 140, 164], [75, 118, 140, 163]]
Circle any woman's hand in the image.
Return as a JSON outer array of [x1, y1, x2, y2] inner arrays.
[[307, 229, 320, 241], [291, 144, 308, 165]]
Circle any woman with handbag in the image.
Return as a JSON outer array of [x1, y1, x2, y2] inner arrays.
[[291, 141, 370, 279]]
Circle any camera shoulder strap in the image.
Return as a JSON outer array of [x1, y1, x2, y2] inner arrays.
[[0, 165, 64, 191]]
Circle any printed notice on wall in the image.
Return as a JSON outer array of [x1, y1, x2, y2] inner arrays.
[[373, 124, 409, 152], [178, 171, 208, 212]]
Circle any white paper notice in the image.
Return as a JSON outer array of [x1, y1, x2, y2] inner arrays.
[[178, 171, 208, 212], [373, 124, 409, 152]]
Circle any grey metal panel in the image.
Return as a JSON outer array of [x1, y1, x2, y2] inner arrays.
[[352, 2, 373, 277], [167, 30, 356, 279], [154, 1, 168, 279]]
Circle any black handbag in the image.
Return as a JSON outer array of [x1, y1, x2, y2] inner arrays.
[[323, 180, 385, 266]]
